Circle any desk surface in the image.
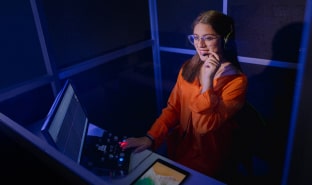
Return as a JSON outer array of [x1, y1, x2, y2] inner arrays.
[[101, 150, 226, 185], [1, 113, 226, 185], [86, 123, 226, 185]]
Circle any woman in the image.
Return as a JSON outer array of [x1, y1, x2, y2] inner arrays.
[[122, 10, 247, 179]]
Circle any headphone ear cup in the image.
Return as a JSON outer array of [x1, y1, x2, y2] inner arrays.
[[224, 28, 232, 49], [223, 38, 228, 49]]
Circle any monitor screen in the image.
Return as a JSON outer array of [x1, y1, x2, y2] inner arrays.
[[41, 80, 88, 163]]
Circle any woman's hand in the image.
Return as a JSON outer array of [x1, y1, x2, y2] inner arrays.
[[121, 136, 153, 153], [199, 51, 221, 93]]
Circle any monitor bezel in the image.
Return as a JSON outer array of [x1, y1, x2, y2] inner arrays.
[[41, 80, 72, 148]]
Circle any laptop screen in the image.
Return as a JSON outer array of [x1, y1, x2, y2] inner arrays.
[[41, 80, 88, 163]]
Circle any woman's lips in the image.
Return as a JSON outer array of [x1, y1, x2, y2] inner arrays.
[[199, 50, 209, 56]]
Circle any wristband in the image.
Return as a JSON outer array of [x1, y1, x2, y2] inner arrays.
[[145, 134, 154, 144]]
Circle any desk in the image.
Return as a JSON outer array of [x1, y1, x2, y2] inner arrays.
[[0, 113, 226, 185], [101, 150, 226, 185], [87, 124, 227, 185]]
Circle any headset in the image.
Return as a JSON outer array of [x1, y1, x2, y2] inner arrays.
[[224, 25, 233, 49]]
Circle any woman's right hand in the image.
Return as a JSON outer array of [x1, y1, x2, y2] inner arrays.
[[199, 51, 221, 93], [121, 136, 153, 153]]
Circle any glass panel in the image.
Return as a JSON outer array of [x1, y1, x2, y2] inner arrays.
[[66, 48, 157, 137], [0, 1, 46, 89], [228, 0, 305, 61], [38, 0, 151, 69], [0, 85, 54, 125], [157, 0, 222, 48]]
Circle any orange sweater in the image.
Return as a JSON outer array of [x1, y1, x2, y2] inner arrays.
[[147, 68, 247, 177]]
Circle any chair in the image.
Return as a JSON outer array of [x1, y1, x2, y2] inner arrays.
[[223, 101, 267, 184]]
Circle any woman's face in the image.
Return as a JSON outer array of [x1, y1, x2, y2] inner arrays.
[[192, 23, 223, 61]]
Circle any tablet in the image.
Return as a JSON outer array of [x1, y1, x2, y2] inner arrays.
[[130, 158, 190, 185]]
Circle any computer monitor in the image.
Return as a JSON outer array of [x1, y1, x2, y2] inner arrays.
[[40, 80, 152, 178], [41, 80, 88, 163], [0, 113, 109, 185]]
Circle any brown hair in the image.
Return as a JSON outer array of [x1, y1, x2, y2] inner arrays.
[[182, 10, 241, 83]]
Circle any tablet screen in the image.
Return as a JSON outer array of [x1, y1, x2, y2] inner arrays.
[[131, 158, 190, 185]]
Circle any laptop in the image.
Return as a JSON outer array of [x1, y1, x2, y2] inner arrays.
[[41, 80, 138, 177]]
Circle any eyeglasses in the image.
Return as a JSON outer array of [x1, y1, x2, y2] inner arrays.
[[187, 34, 219, 45]]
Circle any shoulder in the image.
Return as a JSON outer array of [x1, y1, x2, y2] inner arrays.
[[215, 62, 243, 79], [215, 63, 248, 88]]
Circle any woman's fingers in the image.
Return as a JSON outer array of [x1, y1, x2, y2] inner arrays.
[[205, 58, 219, 68], [121, 137, 151, 152]]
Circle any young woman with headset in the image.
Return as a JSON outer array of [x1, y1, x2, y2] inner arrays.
[[122, 10, 247, 183]]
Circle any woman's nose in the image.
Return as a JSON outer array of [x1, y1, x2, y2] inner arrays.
[[198, 39, 206, 47]]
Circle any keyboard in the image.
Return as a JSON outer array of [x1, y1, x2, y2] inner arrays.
[[80, 131, 132, 177]]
